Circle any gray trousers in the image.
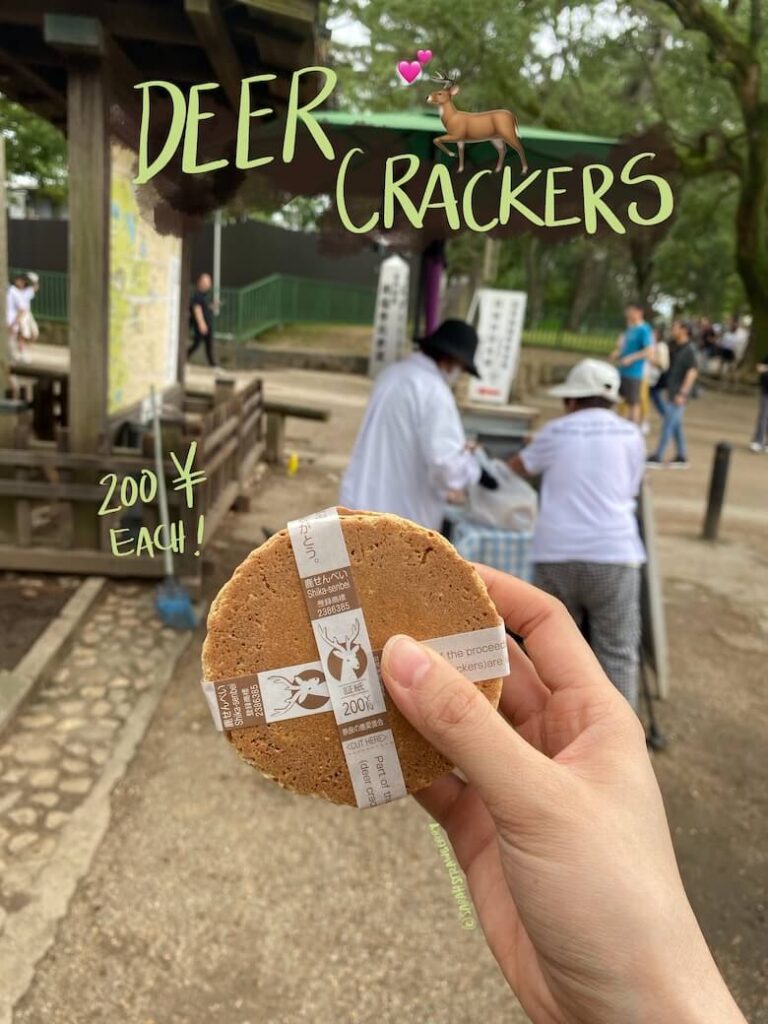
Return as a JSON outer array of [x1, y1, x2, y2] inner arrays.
[[753, 392, 768, 446], [533, 561, 641, 709]]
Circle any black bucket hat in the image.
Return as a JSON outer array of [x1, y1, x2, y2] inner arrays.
[[419, 319, 481, 377]]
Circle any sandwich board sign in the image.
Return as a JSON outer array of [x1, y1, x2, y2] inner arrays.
[[467, 288, 527, 404], [368, 253, 410, 378]]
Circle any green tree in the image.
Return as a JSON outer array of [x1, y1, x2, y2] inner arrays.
[[330, 0, 766, 361], [328, 1, 684, 317], [0, 94, 67, 203], [636, 0, 767, 368]]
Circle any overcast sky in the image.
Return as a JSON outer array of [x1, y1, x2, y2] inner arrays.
[[327, 3, 630, 61]]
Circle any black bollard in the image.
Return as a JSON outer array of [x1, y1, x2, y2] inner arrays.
[[702, 441, 732, 541]]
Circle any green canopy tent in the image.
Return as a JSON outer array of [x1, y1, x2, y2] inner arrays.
[[242, 108, 667, 331], [317, 110, 618, 170], [247, 107, 621, 236]]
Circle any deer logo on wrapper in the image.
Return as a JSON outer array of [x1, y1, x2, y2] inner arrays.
[[270, 669, 330, 716], [319, 618, 370, 687], [201, 508, 510, 808]]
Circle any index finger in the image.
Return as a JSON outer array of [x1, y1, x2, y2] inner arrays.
[[474, 564, 611, 695]]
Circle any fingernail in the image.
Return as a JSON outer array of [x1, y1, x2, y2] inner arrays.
[[382, 635, 431, 689]]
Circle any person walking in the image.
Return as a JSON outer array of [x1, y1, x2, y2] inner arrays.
[[610, 301, 653, 424], [648, 325, 670, 418], [509, 359, 646, 709], [647, 320, 698, 469], [749, 351, 768, 452], [187, 272, 219, 368], [340, 320, 495, 530]]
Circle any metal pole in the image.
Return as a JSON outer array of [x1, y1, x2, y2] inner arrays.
[[702, 441, 732, 540], [212, 209, 222, 314]]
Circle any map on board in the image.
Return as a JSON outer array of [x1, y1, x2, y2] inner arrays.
[[108, 143, 181, 416]]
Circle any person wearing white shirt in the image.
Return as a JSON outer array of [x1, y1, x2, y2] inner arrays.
[[6, 271, 38, 363], [340, 320, 492, 531], [510, 359, 646, 709]]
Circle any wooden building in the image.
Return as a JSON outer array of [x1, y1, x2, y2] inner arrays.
[[0, 0, 323, 577]]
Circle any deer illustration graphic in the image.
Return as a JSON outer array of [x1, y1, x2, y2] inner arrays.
[[319, 619, 366, 685], [426, 70, 527, 175], [270, 670, 329, 717]]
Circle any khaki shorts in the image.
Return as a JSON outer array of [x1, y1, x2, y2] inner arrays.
[[619, 376, 642, 405]]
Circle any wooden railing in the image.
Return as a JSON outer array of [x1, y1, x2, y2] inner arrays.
[[0, 378, 264, 585]]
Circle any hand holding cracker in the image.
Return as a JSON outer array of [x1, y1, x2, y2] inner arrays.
[[380, 568, 746, 1024]]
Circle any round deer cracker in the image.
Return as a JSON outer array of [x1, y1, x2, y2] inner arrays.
[[203, 510, 504, 806]]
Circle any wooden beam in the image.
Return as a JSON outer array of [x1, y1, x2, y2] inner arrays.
[[44, 14, 106, 57], [1, 1, 198, 47], [0, 45, 66, 112], [67, 60, 109, 458], [239, 0, 317, 25], [184, 0, 244, 109]]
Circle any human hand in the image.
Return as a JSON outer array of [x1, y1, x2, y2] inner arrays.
[[380, 568, 745, 1024], [444, 489, 467, 506], [674, 393, 686, 406]]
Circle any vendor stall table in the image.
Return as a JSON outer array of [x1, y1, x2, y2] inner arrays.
[[459, 401, 539, 460]]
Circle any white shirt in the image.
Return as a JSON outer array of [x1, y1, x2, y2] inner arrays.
[[519, 408, 646, 564], [6, 285, 33, 328], [340, 352, 481, 530]]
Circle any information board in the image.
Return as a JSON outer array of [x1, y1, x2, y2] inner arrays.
[[467, 289, 527, 405], [108, 143, 181, 416], [368, 254, 410, 378]]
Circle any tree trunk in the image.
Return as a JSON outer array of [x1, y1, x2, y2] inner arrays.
[[628, 236, 655, 307], [525, 237, 547, 325], [567, 247, 598, 331], [734, 106, 768, 374]]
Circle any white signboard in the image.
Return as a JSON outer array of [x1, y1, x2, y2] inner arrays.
[[467, 288, 527, 405], [368, 254, 410, 378]]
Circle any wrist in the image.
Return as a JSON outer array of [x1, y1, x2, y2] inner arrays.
[[636, 916, 745, 1024]]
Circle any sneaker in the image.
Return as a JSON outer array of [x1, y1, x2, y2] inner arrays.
[[646, 456, 664, 468], [749, 441, 764, 453], [668, 458, 690, 469]]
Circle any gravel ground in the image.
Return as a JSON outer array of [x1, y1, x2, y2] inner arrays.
[[0, 576, 78, 672], [10, 368, 768, 1024]]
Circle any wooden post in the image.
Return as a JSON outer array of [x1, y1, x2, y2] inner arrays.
[[178, 231, 192, 385], [67, 59, 109, 546], [0, 135, 8, 397], [68, 61, 109, 453]]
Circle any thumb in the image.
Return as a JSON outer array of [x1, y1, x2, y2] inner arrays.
[[381, 634, 556, 819]]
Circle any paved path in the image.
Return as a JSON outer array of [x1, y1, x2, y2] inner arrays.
[[0, 583, 191, 1024], [2, 368, 765, 1023]]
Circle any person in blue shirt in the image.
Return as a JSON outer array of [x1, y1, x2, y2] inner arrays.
[[610, 301, 654, 424]]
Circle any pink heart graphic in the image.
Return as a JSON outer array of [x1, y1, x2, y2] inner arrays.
[[417, 50, 433, 65], [397, 60, 422, 84]]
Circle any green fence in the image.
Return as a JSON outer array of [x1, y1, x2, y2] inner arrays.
[[10, 266, 618, 354], [9, 268, 69, 322], [523, 319, 617, 355], [10, 269, 376, 340]]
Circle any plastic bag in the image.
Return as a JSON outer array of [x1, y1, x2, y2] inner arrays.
[[465, 453, 537, 532]]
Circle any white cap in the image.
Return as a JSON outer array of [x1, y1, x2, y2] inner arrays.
[[26, 272, 39, 284], [548, 359, 620, 403]]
